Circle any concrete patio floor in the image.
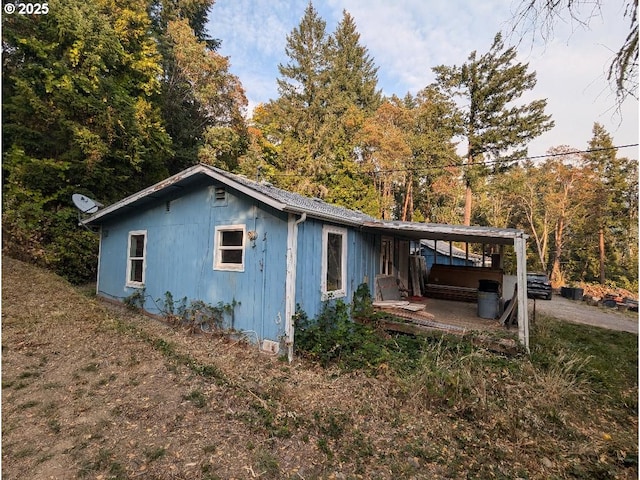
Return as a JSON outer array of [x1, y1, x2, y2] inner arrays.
[[406, 296, 512, 333]]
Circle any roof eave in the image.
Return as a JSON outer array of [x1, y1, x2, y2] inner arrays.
[[281, 206, 368, 227], [81, 164, 289, 225]]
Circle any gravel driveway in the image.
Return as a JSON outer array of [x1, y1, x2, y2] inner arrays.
[[529, 295, 638, 334]]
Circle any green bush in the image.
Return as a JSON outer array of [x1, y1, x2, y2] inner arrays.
[[293, 298, 391, 370], [3, 188, 98, 285], [156, 291, 240, 334]]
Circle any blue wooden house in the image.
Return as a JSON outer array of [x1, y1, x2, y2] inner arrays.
[[82, 164, 532, 355]]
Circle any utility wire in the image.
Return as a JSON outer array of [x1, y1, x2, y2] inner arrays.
[[268, 143, 638, 178]]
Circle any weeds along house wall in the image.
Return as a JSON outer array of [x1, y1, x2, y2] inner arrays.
[[96, 178, 289, 342], [294, 218, 380, 320]]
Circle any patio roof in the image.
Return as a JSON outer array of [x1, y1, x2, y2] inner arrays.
[[363, 220, 528, 245]]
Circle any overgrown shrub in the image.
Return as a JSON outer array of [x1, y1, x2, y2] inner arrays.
[[3, 202, 99, 285], [293, 298, 391, 370], [2, 161, 99, 285], [157, 291, 239, 334]]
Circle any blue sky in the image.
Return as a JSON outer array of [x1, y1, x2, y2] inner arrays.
[[207, 0, 638, 159]]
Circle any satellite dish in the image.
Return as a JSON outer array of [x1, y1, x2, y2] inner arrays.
[[72, 193, 101, 214]]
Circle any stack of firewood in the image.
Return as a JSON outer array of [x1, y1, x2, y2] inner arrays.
[[576, 283, 638, 302]]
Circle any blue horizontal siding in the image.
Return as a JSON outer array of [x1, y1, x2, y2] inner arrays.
[[422, 248, 476, 273]]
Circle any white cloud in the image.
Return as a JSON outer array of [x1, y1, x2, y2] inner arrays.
[[208, 0, 638, 157]]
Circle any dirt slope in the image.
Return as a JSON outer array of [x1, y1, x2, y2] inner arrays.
[[1, 257, 448, 479], [2, 257, 637, 479]]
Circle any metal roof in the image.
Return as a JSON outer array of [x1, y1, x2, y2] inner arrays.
[[362, 220, 527, 245], [211, 166, 376, 226], [81, 163, 527, 245], [81, 164, 376, 227]]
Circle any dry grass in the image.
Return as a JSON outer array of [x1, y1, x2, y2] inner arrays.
[[2, 256, 637, 479]]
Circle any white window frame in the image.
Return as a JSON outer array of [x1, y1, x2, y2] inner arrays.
[[214, 224, 246, 272], [126, 230, 147, 287], [321, 225, 347, 300]]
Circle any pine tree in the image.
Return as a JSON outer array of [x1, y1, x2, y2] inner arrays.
[[433, 33, 554, 225], [255, 4, 382, 211], [322, 10, 382, 212], [583, 123, 637, 284], [151, 0, 247, 173], [2, 0, 172, 282], [328, 11, 381, 117], [274, 2, 331, 194]]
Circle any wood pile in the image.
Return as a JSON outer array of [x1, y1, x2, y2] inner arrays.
[[576, 282, 638, 301]]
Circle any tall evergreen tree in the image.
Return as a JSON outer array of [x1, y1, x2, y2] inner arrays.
[[328, 11, 381, 117], [151, 1, 247, 173], [583, 123, 637, 284], [255, 4, 382, 211], [322, 10, 382, 212], [267, 2, 336, 198], [433, 33, 554, 225], [2, 0, 172, 282], [150, 0, 218, 45]]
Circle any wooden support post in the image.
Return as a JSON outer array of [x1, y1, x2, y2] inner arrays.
[[514, 234, 529, 352]]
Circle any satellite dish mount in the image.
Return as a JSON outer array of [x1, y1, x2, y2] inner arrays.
[[72, 193, 101, 214], [72, 193, 103, 230]]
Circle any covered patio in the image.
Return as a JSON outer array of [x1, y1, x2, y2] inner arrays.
[[362, 221, 530, 352]]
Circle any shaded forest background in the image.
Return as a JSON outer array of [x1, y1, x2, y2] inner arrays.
[[2, 1, 638, 290]]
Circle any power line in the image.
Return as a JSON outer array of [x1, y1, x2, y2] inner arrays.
[[268, 143, 638, 178], [525, 144, 638, 161]]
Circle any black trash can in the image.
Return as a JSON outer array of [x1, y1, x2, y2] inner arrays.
[[571, 287, 584, 301], [478, 279, 500, 293]]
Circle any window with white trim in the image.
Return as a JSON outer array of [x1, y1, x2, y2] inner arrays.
[[214, 225, 246, 271], [322, 225, 347, 299], [126, 230, 147, 287]]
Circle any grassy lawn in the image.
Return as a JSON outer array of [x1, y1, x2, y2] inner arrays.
[[2, 256, 637, 479]]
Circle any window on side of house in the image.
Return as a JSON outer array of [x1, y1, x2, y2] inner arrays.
[[126, 230, 147, 287], [214, 225, 246, 271], [322, 225, 347, 299]]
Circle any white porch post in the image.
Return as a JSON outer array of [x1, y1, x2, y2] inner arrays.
[[514, 234, 529, 352], [284, 213, 306, 362]]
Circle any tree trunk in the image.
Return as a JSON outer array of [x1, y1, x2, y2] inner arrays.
[[402, 175, 413, 221], [463, 184, 472, 226], [599, 225, 606, 284], [550, 216, 565, 288], [463, 151, 474, 226]]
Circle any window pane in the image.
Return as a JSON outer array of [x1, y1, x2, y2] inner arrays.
[[221, 230, 243, 247], [130, 235, 145, 257], [130, 259, 143, 282], [221, 249, 243, 264], [326, 233, 343, 291]]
